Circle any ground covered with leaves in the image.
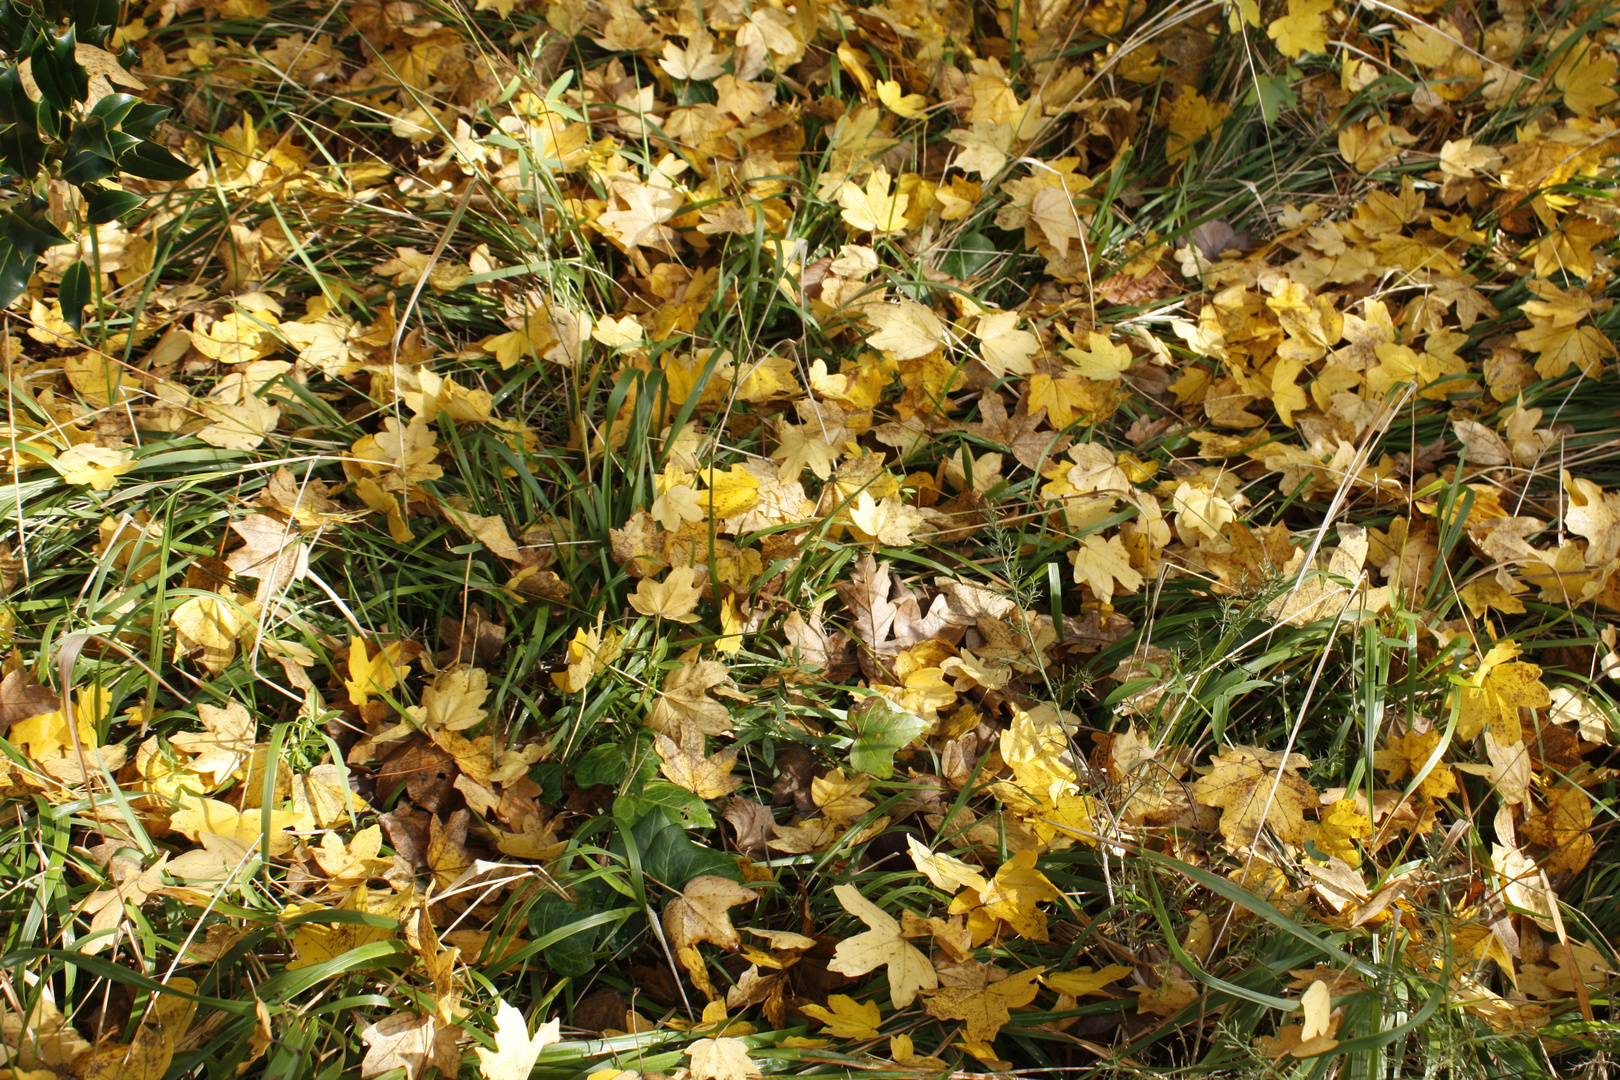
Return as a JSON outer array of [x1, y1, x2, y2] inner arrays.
[[4, 0, 1620, 1077]]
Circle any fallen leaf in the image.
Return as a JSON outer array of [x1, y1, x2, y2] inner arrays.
[[475, 999, 561, 1080], [826, 883, 938, 1007], [920, 964, 1044, 1042]]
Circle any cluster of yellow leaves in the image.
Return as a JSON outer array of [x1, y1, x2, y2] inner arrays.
[[13, 0, 1620, 1070]]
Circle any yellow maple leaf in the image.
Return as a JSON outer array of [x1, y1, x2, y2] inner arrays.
[[837, 167, 910, 234], [660, 29, 728, 81], [168, 699, 255, 785], [686, 1037, 759, 1080], [656, 733, 743, 798], [920, 965, 1044, 1042], [1267, 0, 1334, 58], [628, 566, 704, 623], [190, 309, 280, 365], [1171, 482, 1237, 542], [974, 310, 1038, 378], [171, 591, 255, 675], [1061, 330, 1133, 381], [826, 883, 938, 1007], [799, 994, 882, 1039], [1164, 86, 1229, 164], [907, 834, 989, 894], [975, 850, 1061, 940], [812, 767, 877, 823], [1337, 119, 1414, 173], [847, 491, 928, 547], [350, 416, 443, 491], [1028, 369, 1115, 428], [1456, 640, 1549, 743], [1287, 979, 1341, 1057], [889, 1034, 948, 1070], [1190, 745, 1317, 846], [405, 667, 490, 732], [698, 465, 761, 520], [344, 636, 409, 707], [1044, 964, 1133, 997], [598, 179, 685, 250], [1555, 38, 1619, 118], [876, 80, 928, 119], [552, 625, 624, 693], [1372, 728, 1458, 800], [52, 444, 136, 490], [8, 685, 106, 762], [284, 886, 412, 971], [1521, 782, 1596, 875], [1517, 321, 1613, 380], [475, 1000, 561, 1080], [1068, 533, 1143, 606], [648, 654, 735, 739], [864, 299, 943, 359], [314, 825, 391, 887], [169, 795, 301, 860], [1313, 798, 1371, 867]]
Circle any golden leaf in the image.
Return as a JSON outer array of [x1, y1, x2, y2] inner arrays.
[[826, 883, 938, 1007]]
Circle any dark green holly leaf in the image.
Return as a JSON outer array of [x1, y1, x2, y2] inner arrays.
[[58, 258, 90, 332], [121, 101, 168, 140], [29, 27, 88, 112], [0, 122, 43, 179], [3, 197, 68, 261], [88, 90, 138, 126], [0, 64, 32, 126], [117, 139, 194, 181], [72, 0, 121, 29], [0, 242, 30, 311], [81, 183, 140, 224], [61, 114, 117, 184]]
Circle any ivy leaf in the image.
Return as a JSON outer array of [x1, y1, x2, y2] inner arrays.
[[847, 696, 929, 779]]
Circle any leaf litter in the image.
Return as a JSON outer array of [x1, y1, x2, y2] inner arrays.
[[4, 0, 1620, 1077]]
